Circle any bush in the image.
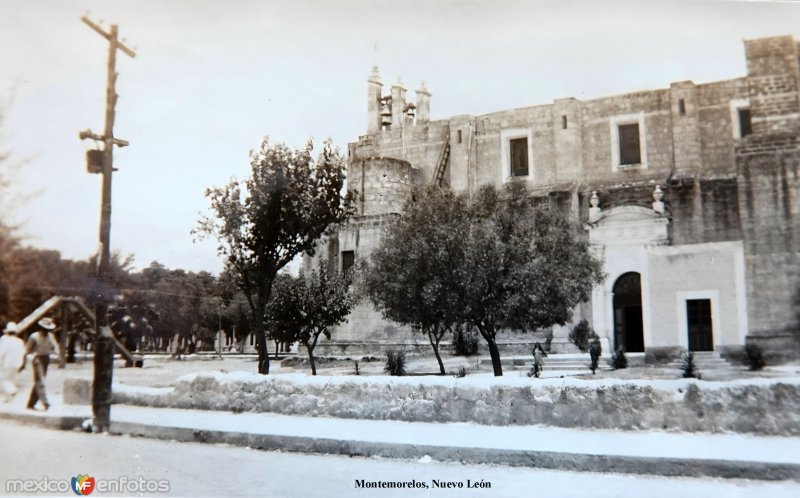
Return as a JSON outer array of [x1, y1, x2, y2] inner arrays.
[[745, 343, 766, 371], [569, 319, 595, 353], [452, 325, 479, 356], [384, 349, 406, 376], [453, 366, 468, 378], [589, 336, 602, 374], [611, 347, 627, 370], [682, 351, 701, 379]]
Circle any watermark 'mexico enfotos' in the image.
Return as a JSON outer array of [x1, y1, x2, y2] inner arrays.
[[5, 474, 170, 495]]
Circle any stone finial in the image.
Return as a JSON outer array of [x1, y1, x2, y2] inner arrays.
[[368, 66, 382, 85], [416, 81, 431, 96], [652, 185, 665, 214], [589, 191, 602, 223], [391, 76, 407, 91]]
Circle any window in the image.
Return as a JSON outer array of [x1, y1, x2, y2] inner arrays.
[[500, 128, 534, 181], [738, 109, 752, 137], [341, 250, 355, 274], [457, 129, 462, 143], [510, 137, 529, 177], [730, 99, 751, 139], [618, 123, 641, 165], [678, 98, 686, 116], [562, 115, 568, 129], [610, 113, 647, 171]]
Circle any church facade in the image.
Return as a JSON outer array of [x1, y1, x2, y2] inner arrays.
[[310, 35, 800, 362]]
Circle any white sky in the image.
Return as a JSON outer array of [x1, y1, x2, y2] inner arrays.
[[1, 0, 799, 274]]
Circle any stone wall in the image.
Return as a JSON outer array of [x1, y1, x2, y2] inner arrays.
[[114, 374, 800, 436]]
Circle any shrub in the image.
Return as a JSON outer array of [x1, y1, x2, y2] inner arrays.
[[744, 343, 766, 371], [569, 319, 594, 353], [611, 347, 627, 370], [682, 351, 701, 379], [589, 336, 602, 374], [452, 325, 479, 356], [384, 349, 406, 376], [453, 366, 468, 378]]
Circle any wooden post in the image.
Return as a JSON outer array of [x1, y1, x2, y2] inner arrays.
[[59, 303, 69, 368], [79, 16, 135, 433]]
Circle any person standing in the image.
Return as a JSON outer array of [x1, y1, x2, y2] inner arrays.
[[0, 322, 25, 402], [532, 342, 547, 378], [19, 318, 59, 410]]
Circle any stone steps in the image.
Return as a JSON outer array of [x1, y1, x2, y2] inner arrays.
[[665, 352, 738, 370], [480, 354, 613, 371]]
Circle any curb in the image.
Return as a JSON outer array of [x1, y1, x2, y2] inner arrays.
[[2, 410, 799, 482]]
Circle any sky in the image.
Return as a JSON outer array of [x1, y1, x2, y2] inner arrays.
[[1, 0, 800, 274]]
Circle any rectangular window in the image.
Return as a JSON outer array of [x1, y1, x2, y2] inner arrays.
[[678, 99, 686, 116], [738, 108, 752, 137], [510, 137, 529, 177], [618, 123, 641, 165], [562, 115, 568, 129], [457, 129, 462, 143], [341, 250, 355, 274]]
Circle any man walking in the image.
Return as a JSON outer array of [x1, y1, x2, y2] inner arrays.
[[20, 318, 59, 410], [0, 322, 25, 402]]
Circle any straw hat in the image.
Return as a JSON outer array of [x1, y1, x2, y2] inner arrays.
[[37, 318, 56, 331], [3, 322, 16, 334]]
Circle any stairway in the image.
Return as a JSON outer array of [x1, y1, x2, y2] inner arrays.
[[480, 353, 612, 372], [666, 351, 738, 371]]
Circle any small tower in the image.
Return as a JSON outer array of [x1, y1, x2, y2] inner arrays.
[[391, 79, 407, 128], [367, 66, 383, 134], [416, 81, 431, 124]]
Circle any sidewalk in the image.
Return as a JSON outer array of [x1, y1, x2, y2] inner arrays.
[[1, 399, 798, 482]]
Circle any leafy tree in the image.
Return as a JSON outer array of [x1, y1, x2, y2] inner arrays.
[[267, 263, 355, 375], [365, 183, 604, 376], [362, 186, 465, 374], [128, 263, 221, 353], [195, 138, 354, 374], [455, 183, 604, 376], [265, 273, 301, 357]]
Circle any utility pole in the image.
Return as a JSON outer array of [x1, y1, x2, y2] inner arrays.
[[79, 15, 135, 433]]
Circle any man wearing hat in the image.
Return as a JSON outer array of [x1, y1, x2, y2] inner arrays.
[[19, 317, 60, 410], [0, 321, 25, 402]]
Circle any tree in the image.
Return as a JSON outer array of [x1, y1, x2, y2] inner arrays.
[[264, 273, 301, 357], [195, 137, 354, 374], [365, 183, 604, 377], [267, 262, 355, 375], [456, 183, 604, 376], [362, 186, 465, 374]]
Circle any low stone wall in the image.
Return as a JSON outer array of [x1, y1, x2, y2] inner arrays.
[[111, 373, 800, 436]]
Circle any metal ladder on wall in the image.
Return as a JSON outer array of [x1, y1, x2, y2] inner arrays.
[[432, 127, 451, 187]]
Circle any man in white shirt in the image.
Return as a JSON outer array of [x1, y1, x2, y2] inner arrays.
[[20, 318, 59, 410], [0, 321, 25, 402]]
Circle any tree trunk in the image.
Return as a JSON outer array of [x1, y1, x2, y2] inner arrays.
[[428, 331, 446, 375], [486, 337, 503, 376], [253, 312, 270, 375], [305, 340, 317, 376]]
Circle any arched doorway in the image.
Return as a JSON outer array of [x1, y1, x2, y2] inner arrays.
[[612, 272, 644, 353]]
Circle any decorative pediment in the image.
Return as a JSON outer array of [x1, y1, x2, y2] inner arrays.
[[586, 205, 670, 246]]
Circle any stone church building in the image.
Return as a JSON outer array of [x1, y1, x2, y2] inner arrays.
[[310, 35, 800, 362]]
